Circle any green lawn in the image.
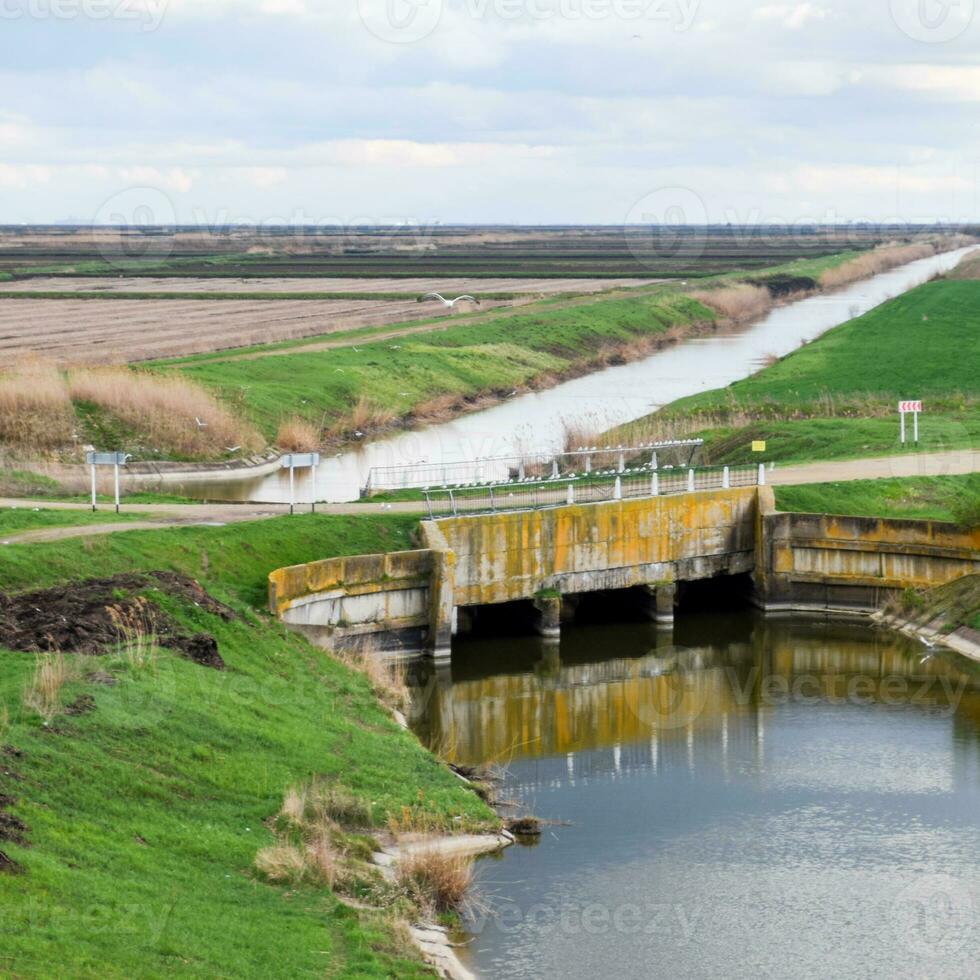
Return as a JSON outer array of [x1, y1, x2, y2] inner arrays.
[[618, 278, 980, 464], [773, 473, 980, 524], [0, 514, 493, 978]]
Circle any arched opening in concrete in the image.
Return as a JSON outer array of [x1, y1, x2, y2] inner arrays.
[[565, 587, 653, 625], [456, 599, 542, 638], [676, 572, 755, 614]]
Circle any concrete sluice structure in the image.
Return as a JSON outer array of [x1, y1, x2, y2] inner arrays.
[[268, 486, 980, 660]]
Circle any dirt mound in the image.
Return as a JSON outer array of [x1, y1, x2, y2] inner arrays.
[[0, 572, 232, 669]]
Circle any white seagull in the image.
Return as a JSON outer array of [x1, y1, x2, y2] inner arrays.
[[418, 292, 481, 311]]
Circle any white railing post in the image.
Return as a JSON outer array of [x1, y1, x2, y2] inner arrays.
[[618, 451, 625, 473], [614, 476, 622, 500], [567, 483, 575, 506], [687, 469, 695, 493], [651, 471, 659, 496], [584, 454, 592, 474], [722, 466, 730, 489], [651, 451, 658, 471], [552, 459, 559, 479], [758, 463, 766, 486]]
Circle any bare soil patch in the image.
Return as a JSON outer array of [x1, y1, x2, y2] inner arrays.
[[0, 572, 232, 668]]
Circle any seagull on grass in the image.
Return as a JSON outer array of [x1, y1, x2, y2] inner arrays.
[[418, 292, 481, 311]]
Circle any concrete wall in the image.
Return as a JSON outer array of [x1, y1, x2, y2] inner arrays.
[[423, 487, 759, 607], [269, 549, 433, 651], [757, 488, 980, 614]]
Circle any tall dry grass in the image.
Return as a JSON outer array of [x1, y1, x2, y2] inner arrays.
[[67, 368, 262, 458], [22, 652, 74, 724], [818, 242, 936, 289], [691, 284, 773, 321], [275, 416, 321, 452], [347, 394, 398, 434], [0, 360, 75, 451], [396, 850, 475, 915]]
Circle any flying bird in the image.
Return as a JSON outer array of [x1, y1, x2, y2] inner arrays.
[[418, 292, 481, 311]]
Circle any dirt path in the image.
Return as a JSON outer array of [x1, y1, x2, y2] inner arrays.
[[1, 449, 977, 544]]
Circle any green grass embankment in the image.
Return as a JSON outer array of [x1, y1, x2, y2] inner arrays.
[[164, 290, 711, 440], [773, 473, 980, 524], [617, 277, 980, 465], [0, 515, 494, 977]]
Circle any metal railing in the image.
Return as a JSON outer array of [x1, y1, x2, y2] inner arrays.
[[362, 440, 703, 495], [421, 463, 766, 519]]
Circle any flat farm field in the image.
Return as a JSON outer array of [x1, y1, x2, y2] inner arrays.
[[0, 295, 514, 365], [0, 275, 658, 296]]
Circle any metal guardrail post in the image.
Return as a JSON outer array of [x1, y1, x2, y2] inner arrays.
[[618, 451, 625, 473], [552, 460, 559, 479], [449, 489, 457, 516], [489, 486, 495, 512], [687, 469, 695, 493], [651, 471, 659, 496], [614, 476, 622, 500], [567, 483, 575, 505], [723, 466, 730, 489], [758, 463, 766, 486]]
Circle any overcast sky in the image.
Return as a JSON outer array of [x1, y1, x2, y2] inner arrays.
[[1, 0, 978, 225]]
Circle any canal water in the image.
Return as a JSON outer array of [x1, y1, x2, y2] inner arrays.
[[408, 613, 980, 979], [188, 246, 974, 503]]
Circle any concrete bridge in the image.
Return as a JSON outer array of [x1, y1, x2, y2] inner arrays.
[[268, 486, 980, 660]]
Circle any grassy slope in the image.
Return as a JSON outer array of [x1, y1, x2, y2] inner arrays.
[[167, 290, 709, 439], [773, 473, 980, 523], [620, 278, 980, 464], [0, 508, 141, 536], [0, 515, 493, 977]]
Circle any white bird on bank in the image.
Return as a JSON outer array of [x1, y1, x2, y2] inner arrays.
[[418, 292, 481, 311]]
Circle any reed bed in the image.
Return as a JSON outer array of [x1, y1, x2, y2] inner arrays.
[[0, 360, 75, 450], [67, 368, 262, 458], [691, 283, 773, 321]]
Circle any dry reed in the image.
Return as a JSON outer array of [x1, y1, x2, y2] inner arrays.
[[691, 284, 773, 321], [0, 359, 75, 451], [275, 417, 321, 452], [67, 367, 262, 459], [396, 850, 474, 915], [818, 242, 935, 289]]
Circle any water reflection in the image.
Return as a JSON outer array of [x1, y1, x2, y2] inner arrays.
[[408, 614, 980, 980]]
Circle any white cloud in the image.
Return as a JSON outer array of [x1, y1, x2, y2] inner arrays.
[[753, 2, 831, 29]]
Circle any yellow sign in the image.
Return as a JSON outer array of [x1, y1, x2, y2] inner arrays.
[[752, 441, 767, 453]]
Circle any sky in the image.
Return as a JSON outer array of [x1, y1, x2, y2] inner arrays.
[[1, 0, 978, 226]]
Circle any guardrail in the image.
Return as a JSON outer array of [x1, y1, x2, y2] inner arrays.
[[362, 440, 703, 495], [421, 463, 766, 519]]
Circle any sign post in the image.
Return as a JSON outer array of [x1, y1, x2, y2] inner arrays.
[[85, 451, 131, 513], [899, 401, 922, 446], [281, 453, 321, 514]]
